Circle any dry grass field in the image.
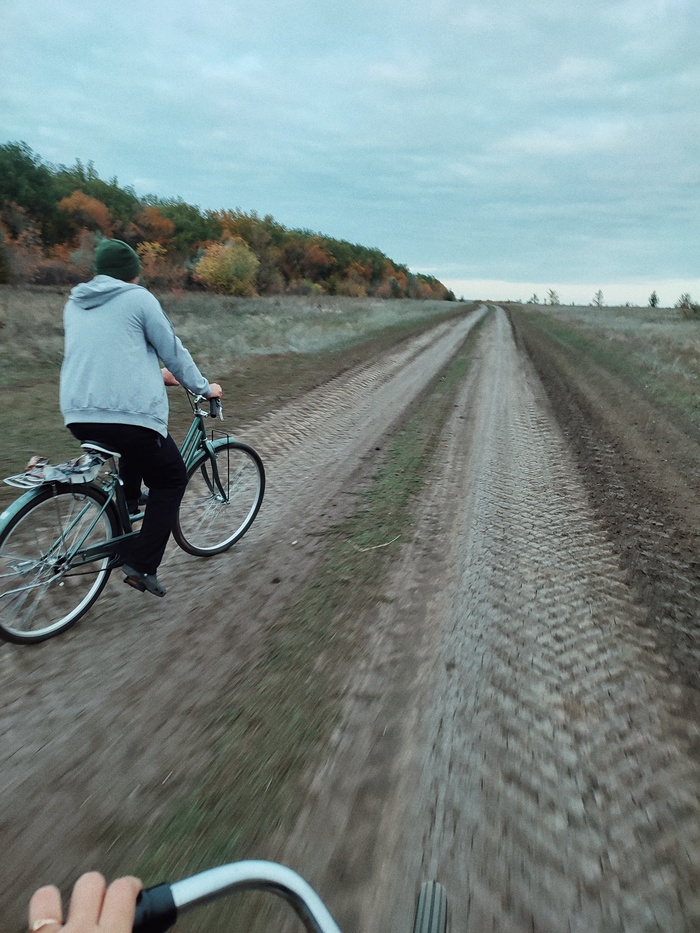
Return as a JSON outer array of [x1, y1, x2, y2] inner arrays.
[[0, 285, 465, 503], [508, 302, 700, 429]]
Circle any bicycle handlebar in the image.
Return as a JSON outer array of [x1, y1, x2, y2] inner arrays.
[[189, 393, 224, 420], [133, 860, 342, 932]]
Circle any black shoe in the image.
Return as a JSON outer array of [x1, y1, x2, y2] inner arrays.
[[123, 564, 166, 597]]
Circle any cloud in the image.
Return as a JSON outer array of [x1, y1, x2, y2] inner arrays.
[[366, 56, 431, 89], [0, 0, 698, 293], [501, 120, 628, 157]]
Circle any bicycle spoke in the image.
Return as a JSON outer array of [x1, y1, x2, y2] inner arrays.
[[0, 487, 117, 644], [174, 442, 264, 556]]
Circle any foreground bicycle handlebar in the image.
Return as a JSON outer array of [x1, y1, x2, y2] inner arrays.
[[133, 860, 342, 933]]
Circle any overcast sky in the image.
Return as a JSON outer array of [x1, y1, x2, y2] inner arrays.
[[2, 0, 698, 305]]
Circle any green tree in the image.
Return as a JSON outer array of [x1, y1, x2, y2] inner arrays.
[[547, 289, 560, 306], [153, 199, 222, 252], [593, 290, 605, 308], [648, 290, 659, 307], [0, 141, 64, 244]]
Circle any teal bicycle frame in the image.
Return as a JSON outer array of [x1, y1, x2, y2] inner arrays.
[[0, 395, 227, 575]]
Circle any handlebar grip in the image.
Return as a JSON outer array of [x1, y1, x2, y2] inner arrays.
[[209, 397, 223, 419], [133, 883, 177, 933]]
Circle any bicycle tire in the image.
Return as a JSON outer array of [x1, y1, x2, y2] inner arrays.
[[412, 882, 448, 933], [0, 484, 118, 644], [173, 440, 265, 556]]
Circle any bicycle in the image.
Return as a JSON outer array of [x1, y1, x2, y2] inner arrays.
[[133, 859, 448, 932], [0, 391, 265, 645]]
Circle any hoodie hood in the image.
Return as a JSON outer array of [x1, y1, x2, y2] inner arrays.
[[69, 275, 142, 310]]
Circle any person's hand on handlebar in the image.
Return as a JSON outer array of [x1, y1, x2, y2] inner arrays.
[[29, 872, 141, 933], [161, 368, 222, 400]]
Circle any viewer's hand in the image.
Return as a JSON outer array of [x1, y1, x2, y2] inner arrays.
[[206, 382, 223, 399], [161, 368, 180, 386], [29, 872, 141, 933]]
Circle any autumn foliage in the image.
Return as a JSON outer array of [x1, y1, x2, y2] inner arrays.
[[192, 239, 259, 295], [58, 190, 113, 236], [0, 141, 454, 300]]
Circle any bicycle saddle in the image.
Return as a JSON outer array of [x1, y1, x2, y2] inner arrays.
[[80, 441, 121, 459]]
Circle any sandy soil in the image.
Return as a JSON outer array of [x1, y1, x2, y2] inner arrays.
[[2, 305, 699, 931]]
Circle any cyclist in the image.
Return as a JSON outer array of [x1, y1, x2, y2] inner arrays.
[[29, 872, 141, 932], [60, 238, 222, 597]]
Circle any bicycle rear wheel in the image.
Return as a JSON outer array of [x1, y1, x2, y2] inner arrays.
[[0, 484, 117, 644], [174, 440, 265, 556], [412, 882, 448, 933]]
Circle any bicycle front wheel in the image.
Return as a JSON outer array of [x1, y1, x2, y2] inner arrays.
[[0, 485, 118, 644], [174, 440, 265, 556]]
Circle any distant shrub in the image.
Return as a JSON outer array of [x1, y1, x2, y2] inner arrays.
[[675, 294, 700, 319], [136, 241, 187, 290], [335, 278, 368, 298], [287, 278, 326, 296], [192, 238, 259, 296], [32, 258, 82, 286]]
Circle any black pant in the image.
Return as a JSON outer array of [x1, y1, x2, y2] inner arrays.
[[69, 423, 187, 575]]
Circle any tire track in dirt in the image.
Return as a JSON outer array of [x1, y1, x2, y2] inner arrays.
[[280, 308, 700, 932], [0, 309, 486, 928], [509, 309, 700, 694], [417, 310, 700, 932], [235, 314, 487, 532]]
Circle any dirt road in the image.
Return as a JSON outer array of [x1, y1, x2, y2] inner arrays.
[[278, 307, 700, 932], [1, 309, 483, 925], [2, 306, 700, 931]]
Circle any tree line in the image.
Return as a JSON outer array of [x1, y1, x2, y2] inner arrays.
[[0, 141, 454, 301], [526, 288, 698, 313]]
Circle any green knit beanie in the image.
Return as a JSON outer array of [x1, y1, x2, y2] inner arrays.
[[94, 239, 141, 280]]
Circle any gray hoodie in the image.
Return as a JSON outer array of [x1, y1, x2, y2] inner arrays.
[[60, 276, 210, 436]]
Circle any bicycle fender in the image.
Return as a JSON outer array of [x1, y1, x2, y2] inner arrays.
[[0, 484, 61, 526], [211, 434, 237, 450]]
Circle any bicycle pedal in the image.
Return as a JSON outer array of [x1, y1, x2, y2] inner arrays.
[[124, 575, 147, 593]]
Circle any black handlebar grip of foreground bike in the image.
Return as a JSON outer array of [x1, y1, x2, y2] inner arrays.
[[132, 883, 177, 933], [209, 397, 223, 419]]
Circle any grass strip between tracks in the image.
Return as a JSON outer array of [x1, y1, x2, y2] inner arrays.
[[133, 315, 488, 922]]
